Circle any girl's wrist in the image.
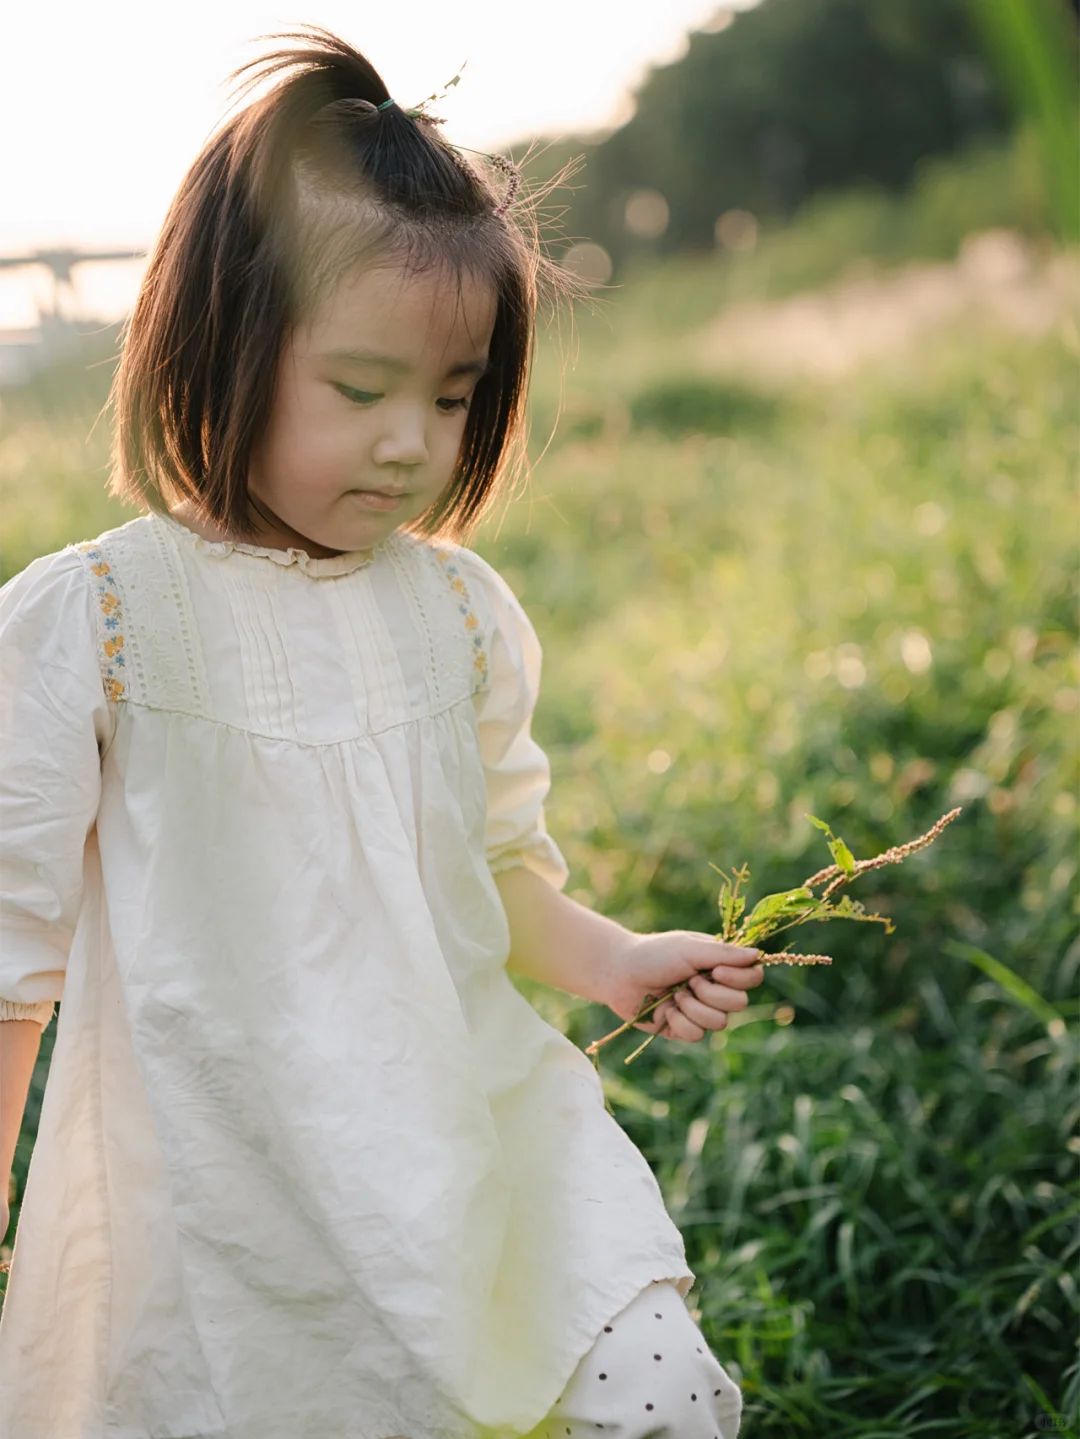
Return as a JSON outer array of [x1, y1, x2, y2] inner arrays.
[[497, 868, 640, 1006], [587, 927, 644, 1012]]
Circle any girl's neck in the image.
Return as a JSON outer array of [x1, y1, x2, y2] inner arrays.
[[168, 496, 349, 560]]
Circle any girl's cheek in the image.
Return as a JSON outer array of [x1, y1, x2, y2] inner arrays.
[[327, 414, 372, 458], [444, 417, 471, 464]]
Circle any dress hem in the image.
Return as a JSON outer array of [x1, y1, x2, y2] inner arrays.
[[508, 1258, 696, 1437]]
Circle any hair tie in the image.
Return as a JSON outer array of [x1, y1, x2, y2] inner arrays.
[[348, 78, 522, 217], [377, 97, 431, 119]]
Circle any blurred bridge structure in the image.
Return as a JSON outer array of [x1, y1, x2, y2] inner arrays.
[[0, 247, 145, 388]]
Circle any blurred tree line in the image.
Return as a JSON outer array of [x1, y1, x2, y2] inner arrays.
[[517, 0, 1076, 267]]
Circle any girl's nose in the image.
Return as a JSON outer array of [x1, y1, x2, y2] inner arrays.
[[372, 406, 429, 468]]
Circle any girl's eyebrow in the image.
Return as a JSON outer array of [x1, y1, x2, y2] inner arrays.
[[322, 347, 490, 379]]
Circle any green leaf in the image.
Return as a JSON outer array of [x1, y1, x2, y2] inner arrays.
[[830, 835, 857, 876], [814, 896, 894, 932], [740, 887, 818, 943], [807, 814, 856, 875], [1021, 1372, 1064, 1423], [946, 941, 1065, 1033], [828, 895, 864, 917], [717, 875, 731, 917], [719, 886, 746, 940], [714, 864, 750, 940], [744, 888, 815, 927]]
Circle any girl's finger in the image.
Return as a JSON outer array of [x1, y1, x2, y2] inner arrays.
[[710, 942, 762, 967], [673, 987, 733, 1031], [705, 964, 764, 992], [661, 1005, 705, 1043], [669, 935, 760, 973], [688, 975, 752, 1014], [692, 978, 737, 1016], [636, 997, 675, 1033]]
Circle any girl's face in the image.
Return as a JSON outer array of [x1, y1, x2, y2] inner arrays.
[[246, 262, 498, 557]]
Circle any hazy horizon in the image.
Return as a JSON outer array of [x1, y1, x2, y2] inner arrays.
[[0, 1, 756, 327]]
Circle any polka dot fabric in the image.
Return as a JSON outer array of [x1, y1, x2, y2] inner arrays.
[[528, 1281, 742, 1439]]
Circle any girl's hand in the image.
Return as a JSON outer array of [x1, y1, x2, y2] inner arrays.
[[603, 931, 764, 1044]]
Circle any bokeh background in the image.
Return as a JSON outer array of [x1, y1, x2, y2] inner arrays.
[[2, 2, 1077, 1434]]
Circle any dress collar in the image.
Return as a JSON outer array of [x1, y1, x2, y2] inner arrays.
[[155, 511, 378, 578]]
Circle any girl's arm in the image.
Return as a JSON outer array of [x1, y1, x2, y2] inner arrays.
[[495, 866, 764, 1042], [0, 1019, 44, 1241], [0, 553, 114, 1243], [469, 558, 761, 1039]]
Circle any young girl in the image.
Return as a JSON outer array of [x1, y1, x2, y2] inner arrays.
[[0, 30, 762, 1439]]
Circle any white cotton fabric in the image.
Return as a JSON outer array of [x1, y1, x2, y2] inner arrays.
[[532, 1281, 741, 1439], [0, 511, 692, 1439]]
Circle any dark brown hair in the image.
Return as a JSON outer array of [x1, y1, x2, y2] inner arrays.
[[109, 28, 573, 543]]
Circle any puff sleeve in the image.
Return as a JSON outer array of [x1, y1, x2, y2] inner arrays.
[[0, 549, 113, 1026], [461, 552, 569, 892]]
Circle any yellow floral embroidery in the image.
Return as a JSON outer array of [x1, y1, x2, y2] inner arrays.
[[435, 549, 489, 690], [76, 543, 127, 701]]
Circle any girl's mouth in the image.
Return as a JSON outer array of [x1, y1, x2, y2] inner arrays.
[[350, 489, 405, 512]]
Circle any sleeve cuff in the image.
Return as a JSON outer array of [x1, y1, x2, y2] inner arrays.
[[489, 836, 570, 892], [0, 999, 56, 1028]]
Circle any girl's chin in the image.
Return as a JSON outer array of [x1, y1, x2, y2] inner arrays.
[[326, 497, 421, 553]]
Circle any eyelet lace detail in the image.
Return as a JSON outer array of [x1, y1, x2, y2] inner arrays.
[[71, 518, 212, 714]]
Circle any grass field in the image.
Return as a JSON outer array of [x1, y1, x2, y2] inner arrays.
[[1, 202, 1077, 1432], [495, 250, 1079, 1434]]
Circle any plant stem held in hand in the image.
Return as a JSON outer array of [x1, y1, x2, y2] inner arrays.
[[586, 808, 961, 1067]]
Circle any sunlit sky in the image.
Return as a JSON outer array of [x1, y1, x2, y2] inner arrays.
[[0, 0, 754, 327]]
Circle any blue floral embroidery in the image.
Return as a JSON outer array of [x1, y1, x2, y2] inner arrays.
[[76, 544, 127, 701]]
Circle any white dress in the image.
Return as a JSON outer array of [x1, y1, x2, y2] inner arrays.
[[0, 510, 692, 1439]]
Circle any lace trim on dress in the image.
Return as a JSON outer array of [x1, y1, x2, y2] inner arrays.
[[143, 519, 212, 714], [387, 537, 448, 709], [71, 516, 213, 715], [156, 511, 377, 579]]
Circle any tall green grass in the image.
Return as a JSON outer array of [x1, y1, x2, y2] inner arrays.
[[1, 235, 1076, 1433], [479, 280, 1078, 1432]]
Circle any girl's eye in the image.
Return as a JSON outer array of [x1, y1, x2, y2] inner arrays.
[[337, 385, 381, 405], [336, 385, 468, 413]]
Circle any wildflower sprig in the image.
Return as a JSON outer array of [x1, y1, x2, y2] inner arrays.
[[586, 807, 962, 1068]]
